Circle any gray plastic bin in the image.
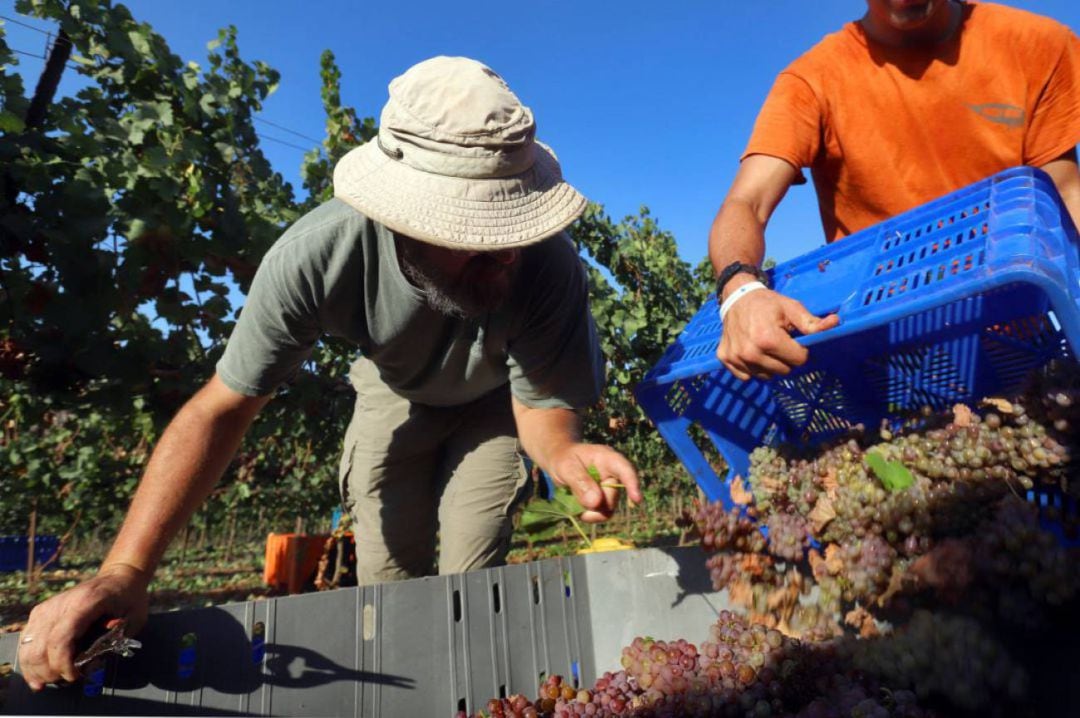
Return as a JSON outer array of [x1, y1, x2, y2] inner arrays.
[[0, 546, 729, 716]]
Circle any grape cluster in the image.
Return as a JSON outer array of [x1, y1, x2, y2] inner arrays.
[[620, 637, 704, 695], [468, 693, 540, 718], [705, 552, 778, 592], [466, 610, 944, 717], [765, 512, 810, 562], [787, 603, 841, 642], [833, 536, 897, 604], [971, 496, 1080, 613], [849, 610, 1028, 714], [1021, 359, 1080, 441], [464, 366, 1079, 718], [901, 493, 1080, 633], [691, 504, 766, 554]]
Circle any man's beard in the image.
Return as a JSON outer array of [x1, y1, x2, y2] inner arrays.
[[397, 239, 519, 319]]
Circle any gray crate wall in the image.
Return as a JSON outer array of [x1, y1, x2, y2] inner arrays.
[[0, 546, 729, 716]]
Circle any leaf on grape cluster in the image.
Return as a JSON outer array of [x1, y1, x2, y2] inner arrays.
[[726, 579, 753, 607], [808, 495, 836, 533], [823, 545, 844, 576], [766, 571, 802, 615], [821, 467, 839, 497], [807, 548, 827, 580], [980, 396, 1015, 414], [865, 451, 914, 492], [844, 605, 880, 638], [877, 563, 908, 607], [761, 476, 784, 494], [951, 403, 974, 427]]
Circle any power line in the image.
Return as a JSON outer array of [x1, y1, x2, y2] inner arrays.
[[5, 50, 317, 155], [256, 133, 316, 153], [8, 46, 80, 70], [6, 14, 327, 151], [254, 116, 321, 145], [0, 13, 67, 41], [10, 48, 45, 60]]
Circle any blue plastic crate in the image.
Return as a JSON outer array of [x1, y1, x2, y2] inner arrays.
[[637, 167, 1080, 523], [0, 535, 62, 572]]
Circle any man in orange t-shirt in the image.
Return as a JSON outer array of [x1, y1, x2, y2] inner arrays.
[[710, 0, 1080, 381]]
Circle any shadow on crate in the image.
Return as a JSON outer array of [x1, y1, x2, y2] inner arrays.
[[660, 545, 717, 608], [2, 605, 414, 716], [116, 606, 411, 693]]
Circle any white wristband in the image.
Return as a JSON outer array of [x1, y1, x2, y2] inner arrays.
[[719, 281, 767, 321]]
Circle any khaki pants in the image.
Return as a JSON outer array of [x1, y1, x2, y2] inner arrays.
[[338, 359, 530, 584]]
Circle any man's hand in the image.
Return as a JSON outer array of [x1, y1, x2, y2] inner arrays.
[[546, 443, 642, 523], [17, 564, 150, 691], [511, 401, 642, 522], [716, 287, 839, 381]]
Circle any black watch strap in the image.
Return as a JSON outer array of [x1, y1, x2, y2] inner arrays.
[[715, 261, 770, 300]]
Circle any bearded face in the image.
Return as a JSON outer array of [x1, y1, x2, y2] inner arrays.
[[396, 236, 521, 319]]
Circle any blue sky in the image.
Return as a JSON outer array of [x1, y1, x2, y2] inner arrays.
[[3, 0, 1078, 268]]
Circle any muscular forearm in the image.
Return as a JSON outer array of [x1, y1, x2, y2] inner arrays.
[[511, 402, 581, 474], [101, 378, 267, 578], [510, 398, 641, 517], [709, 198, 768, 297], [709, 155, 797, 297]]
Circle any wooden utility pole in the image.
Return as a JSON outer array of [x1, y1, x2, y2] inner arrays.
[[25, 30, 72, 130]]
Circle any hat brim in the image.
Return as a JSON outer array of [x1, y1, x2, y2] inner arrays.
[[333, 140, 587, 251]]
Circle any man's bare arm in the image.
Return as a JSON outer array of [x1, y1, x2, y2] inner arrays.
[[708, 154, 800, 283], [511, 399, 641, 523], [709, 155, 839, 379], [18, 374, 270, 689], [100, 374, 271, 575]]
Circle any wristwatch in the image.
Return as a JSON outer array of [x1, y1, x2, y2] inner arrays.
[[715, 261, 770, 300]]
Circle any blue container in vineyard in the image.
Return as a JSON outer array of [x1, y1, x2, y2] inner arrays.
[[0, 535, 62, 572]]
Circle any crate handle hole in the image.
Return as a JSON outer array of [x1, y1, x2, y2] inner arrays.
[[531, 576, 541, 605], [251, 621, 266, 664], [177, 632, 197, 680], [492, 583, 502, 614], [453, 589, 462, 622], [363, 603, 376, 640]]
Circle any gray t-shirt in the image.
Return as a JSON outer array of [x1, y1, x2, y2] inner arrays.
[[216, 199, 604, 409]]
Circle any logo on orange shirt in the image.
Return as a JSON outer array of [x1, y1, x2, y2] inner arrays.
[[966, 103, 1024, 128]]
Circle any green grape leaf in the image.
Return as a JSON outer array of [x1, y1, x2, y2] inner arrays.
[[518, 501, 567, 534], [865, 451, 914, 492], [518, 487, 589, 545], [552, 486, 586, 514]]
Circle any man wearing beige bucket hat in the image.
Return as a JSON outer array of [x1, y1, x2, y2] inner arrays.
[[17, 56, 642, 691]]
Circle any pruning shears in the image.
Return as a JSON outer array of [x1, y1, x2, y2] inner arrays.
[[74, 618, 141, 674]]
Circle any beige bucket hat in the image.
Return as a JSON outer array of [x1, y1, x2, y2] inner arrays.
[[333, 56, 587, 250]]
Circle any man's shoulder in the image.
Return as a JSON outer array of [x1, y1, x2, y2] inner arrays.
[[782, 22, 864, 80], [266, 198, 375, 262]]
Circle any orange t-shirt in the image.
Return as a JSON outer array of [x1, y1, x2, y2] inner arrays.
[[744, 1, 1080, 242]]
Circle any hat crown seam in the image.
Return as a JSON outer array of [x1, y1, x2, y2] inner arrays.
[[389, 95, 533, 143]]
